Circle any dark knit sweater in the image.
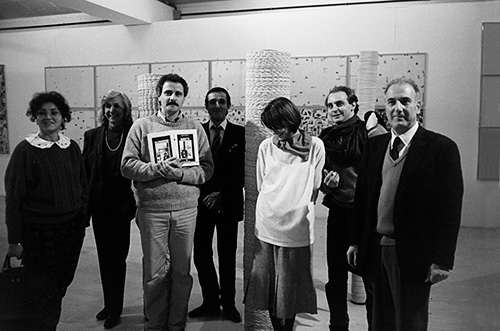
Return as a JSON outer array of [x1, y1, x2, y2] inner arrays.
[[5, 139, 88, 244], [376, 145, 408, 238]]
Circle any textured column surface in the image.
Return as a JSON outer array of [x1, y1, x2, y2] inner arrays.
[[137, 73, 163, 119], [243, 49, 291, 331], [356, 51, 379, 119]]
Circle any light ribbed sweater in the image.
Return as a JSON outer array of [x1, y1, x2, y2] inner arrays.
[[121, 115, 214, 211], [255, 136, 325, 247]]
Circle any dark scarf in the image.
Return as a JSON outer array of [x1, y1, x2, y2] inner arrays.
[[272, 129, 312, 161], [319, 115, 367, 168]]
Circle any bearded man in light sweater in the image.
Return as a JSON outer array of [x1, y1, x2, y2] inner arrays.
[[121, 73, 214, 331]]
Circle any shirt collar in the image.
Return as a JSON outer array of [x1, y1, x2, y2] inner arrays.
[[157, 110, 183, 123], [210, 119, 227, 130], [391, 122, 419, 148], [26, 132, 71, 149]]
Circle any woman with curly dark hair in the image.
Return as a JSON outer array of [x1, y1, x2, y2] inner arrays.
[[4, 91, 88, 331], [83, 90, 136, 329]]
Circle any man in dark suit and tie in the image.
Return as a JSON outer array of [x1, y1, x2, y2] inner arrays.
[[189, 87, 245, 323], [347, 77, 464, 331]]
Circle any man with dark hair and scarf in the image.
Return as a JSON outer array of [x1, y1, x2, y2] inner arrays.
[[319, 86, 382, 331]]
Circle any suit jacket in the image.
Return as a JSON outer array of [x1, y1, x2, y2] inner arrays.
[[200, 121, 245, 221], [83, 124, 136, 221], [350, 126, 464, 284]]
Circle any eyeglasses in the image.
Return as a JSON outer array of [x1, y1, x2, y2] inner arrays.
[[36, 110, 61, 118]]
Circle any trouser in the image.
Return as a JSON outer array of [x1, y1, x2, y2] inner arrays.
[[136, 207, 197, 331], [325, 203, 352, 328], [92, 212, 131, 317], [368, 244, 431, 331], [326, 203, 373, 330], [22, 217, 86, 331], [193, 205, 238, 308]]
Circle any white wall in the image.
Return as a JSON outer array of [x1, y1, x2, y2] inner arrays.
[[1, 1, 500, 227]]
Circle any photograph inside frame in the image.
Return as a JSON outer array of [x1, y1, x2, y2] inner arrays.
[[147, 129, 199, 167]]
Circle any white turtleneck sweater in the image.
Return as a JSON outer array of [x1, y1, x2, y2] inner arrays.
[[255, 136, 325, 247]]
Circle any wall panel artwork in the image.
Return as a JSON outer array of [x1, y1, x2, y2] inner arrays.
[[211, 60, 247, 107], [96, 64, 149, 108], [350, 53, 426, 128], [45, 52, 426, 143], [299, 107, 329, 137], [479, 23, 500, 180], [291, 56, 348, 106], [61, 109, 96, 149], [478, 127, 500, 180], [45, 67, 95, 108], [151, 62, 209, 107], [0, 65, 8, 154], [350, 53, 426, 107]]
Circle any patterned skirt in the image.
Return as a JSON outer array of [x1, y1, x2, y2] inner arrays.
[[244, 239, 317, 319]]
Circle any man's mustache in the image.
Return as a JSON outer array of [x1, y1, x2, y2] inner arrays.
[[167, 101, 178, 106]]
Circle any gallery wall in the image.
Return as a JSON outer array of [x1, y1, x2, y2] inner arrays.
[[44, 53, 425, 148], [0, 1, 499, 227]]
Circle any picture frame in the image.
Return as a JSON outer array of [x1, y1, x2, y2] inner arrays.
[[147, 129, 199, 166]]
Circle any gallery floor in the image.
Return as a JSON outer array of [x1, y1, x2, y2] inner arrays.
[[1, 196, 500, 331]]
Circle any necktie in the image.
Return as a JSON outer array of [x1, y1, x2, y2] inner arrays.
[[390, 136, 403, 161], [211, 126, 222, 154]]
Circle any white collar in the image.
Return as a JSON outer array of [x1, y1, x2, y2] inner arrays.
[[210, 119, 227, 130], [157, 110, 182, 122], [391, 122, 419, 148], [26, 132, 71, 149]]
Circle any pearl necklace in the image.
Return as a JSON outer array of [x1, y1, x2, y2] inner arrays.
[[105, 130, 123, 152]]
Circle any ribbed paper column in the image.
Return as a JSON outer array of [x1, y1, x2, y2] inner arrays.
[[137, 73, 163, 119], [356, 51, 379, 120], [350, 51, 378, 303], [244, 50, 291, 331]]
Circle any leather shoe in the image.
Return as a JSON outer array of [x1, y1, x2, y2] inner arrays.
[[222, 306, 241, 323], [188, 304, 220, 318], [104, 315, 121, 329], [96, 308, 110, 321]]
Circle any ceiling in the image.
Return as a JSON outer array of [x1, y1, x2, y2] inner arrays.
[[0, 0, 224, 30], [0, 0, 486, 31], [0, 0, 219, 20]]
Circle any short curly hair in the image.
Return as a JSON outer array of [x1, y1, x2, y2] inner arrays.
[[155, 73, 189, 98], [26, 91, 71, 130]]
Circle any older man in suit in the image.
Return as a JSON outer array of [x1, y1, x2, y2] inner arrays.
[[347, 77, 463, 331], [189, 87, 245, 323]]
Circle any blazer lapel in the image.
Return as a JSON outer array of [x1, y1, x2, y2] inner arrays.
[[219, 122, 235, 152], [96, 126, 105, 169], [398, 126, 428, 191], [202, 121, 210, 139], [372, 134, 390, 178]]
